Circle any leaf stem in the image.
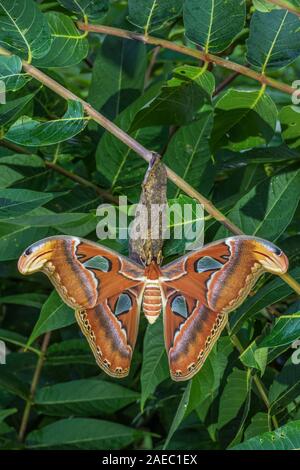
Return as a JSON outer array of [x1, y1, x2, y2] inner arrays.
[[265, 0, 300, 16], [0, 45, 299, 294], [0, 139, 117, 204], [76, 22, 295, 96], [18, 332, 51, 442], [213, 71, 240, 96], [280, 273, 300, 295], [45, 161, 118, 204], [0, 46, 244, 235], [228, 328, 279, 429]]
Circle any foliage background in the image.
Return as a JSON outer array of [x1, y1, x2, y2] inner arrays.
[[0, 0, 300, 450]]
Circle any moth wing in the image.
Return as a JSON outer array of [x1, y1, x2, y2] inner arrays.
[[76, 285, 144, 378], [161, 236, 273, 314], [162, 288, 226, 381], [18, 236, 145, 310]]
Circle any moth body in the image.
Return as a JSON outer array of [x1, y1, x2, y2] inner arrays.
[[142, 280, 162, 324]]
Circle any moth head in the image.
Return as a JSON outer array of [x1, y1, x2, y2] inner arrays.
[[18, 239, 55, 274], [251, 239, 289, 274]]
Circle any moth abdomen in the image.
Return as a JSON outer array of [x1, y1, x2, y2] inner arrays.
[[143, 283, 162, 324]]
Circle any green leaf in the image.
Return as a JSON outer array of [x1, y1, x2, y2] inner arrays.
[[244, 412, 269, 440], [0, 328, 40, 354], [217, 144, 300, 167], [35, 379, 139, 416], [128, 0, 183, 35], [280, 106, 300, 151], [0, 55, 30, 91], [0, 408, 17, 423], [216, 168, 300, 240], [253, 0, 278, 12], [163, 196, 206, 257], [211, 89, 277, 151], [5, 100, 88, 146], [96, 83, 163, 193], [0, 0, 52, 62], [27, 291, 75, 346], [260, 314, 300, 348], [269, 358, 300, 415], [0, 369, 29, 400], [0, 188, 61, 218], [164, 111, 213, 197], [163, 382, 192, 450], [239, 332, 286, 373], [141, 316, 169, 411], [0, 153, 44, 167], [232, 421, 300, 450], [0, 165, 22, 188], [185, 339, 230, 417], [46, 339, 95, 366], [34, 12, 88, 68], [57, 0, 109, 20], [88, 36, 146, 122], [230, 267, 300, 333], [217, 368, 249, 429], [25, 418, 139, 450], [6, 207, 92, 228], [184, 0, 246, 53], [132, 66, 215, 129], [0, 293, 46, 308], [247, 10, 300, 71], [228, 372, 253, 448], [244, 346, 268, 376], [0, 223, 49, 260], [0, 93, 35, 127]]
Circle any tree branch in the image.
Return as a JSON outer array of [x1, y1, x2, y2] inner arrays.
[[0, 139, 117, 204], [0, 46, 243, 236], [18, 332, 51, 442], [213, 71, 241, 96], [0, 45, 299, 295], [46, 162, 118, 204], [265, 0, 300, 16], [77, 22, 295, 96]]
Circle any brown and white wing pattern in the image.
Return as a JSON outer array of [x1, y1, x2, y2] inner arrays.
[[161, 236, 288, 381], [76, 285, 144, 377], [163, 289, 227, 381], [18, 236, 146, 377]]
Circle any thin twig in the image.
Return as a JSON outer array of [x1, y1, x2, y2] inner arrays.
[[229, 328, 279, 429], [18, 332, 51, 442], [213, 71, 241, 96], [0, 46, 299, 295], [144, 45, 160, 87], [0, 139, 117, 204], [46, 162, 118, 204], [77, 22, 295, 96], [265, 0, 300, 16], [0, 46, 243, 235]]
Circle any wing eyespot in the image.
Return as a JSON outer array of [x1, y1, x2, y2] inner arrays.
[[25, 247, 34, 256]]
